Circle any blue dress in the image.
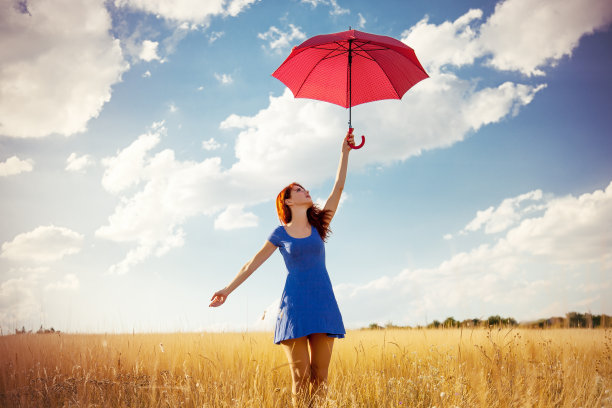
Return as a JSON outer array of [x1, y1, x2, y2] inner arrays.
[[268, 225, 346, 344]]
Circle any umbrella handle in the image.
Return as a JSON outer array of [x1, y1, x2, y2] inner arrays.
[[347, 128, 365, 149]]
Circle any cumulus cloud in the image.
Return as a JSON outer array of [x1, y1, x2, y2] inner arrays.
[[0, 156, 34, 176], [45, 274, 79, 291], [1, 225, 84, 263], [357, 13, 366, 29], [202, 137, 221, 151], [66, 153, 94, 173], [139, 40, 160, 61], [0, 276, 40, 329], [214, 73, 233, 85], [461, 189, 544, 234], [0, 0, 128, 138], [208, 31, 224, 44], [401, 9, 484, 74], [101, 122, 164, 194], [479, 0, 612, 76], [505, 182, 612, 265], [97, 123, 244, 274], [402, 0, 612, 76], [335, 181, 612, 326], [258, 24, 306, 53], [114, 0, 258, 23], [214, 205, 258, 230], [301, 0, 349, 15]]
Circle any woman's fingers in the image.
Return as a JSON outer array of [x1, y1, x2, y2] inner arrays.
[[209, 296, 224, 307], [209, 291, 227, 307]]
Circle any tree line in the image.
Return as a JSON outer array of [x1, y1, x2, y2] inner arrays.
[[366, 312, 612, 330]]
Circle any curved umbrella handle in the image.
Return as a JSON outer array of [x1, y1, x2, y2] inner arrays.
[[347, 128, 365, 149]]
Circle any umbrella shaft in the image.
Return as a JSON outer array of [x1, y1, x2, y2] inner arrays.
[[348, 39, 352, 128]]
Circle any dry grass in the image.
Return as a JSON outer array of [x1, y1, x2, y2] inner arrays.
[[0, 328, 610, 407]]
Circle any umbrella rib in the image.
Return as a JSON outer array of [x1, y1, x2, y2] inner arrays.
[[293, 45, 343, 98], [361, 46, 403, 100]]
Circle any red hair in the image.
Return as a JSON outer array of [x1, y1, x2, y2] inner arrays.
[[276, 182, 332, 241]]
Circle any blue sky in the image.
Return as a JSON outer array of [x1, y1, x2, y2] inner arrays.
[[1, 0, 611, 333]]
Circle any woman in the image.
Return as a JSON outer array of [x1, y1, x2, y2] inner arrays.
[[209, 130, 354, 405]]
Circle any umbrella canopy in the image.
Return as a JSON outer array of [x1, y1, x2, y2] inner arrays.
[[272, 29, 429, 109]]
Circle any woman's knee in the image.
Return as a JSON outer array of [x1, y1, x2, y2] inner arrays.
[[309, 363, 328, 383], [292, 364, 311, 383]]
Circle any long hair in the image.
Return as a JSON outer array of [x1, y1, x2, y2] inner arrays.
[[275, 182, 332, 241]]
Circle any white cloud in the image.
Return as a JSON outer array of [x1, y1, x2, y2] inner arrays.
[[505, 181, 612, 265], [335, 181, 612, 326], [0, 156, 34, 176], [0, 0, 128, 138], [0, 276, 40, 330], [66, 153, 94, 173], [301, 0, 349, 15], [402, 0, 612, 76], [139, 40, 160, 62], [479, 0, 612, 76], [142, 70, 152, 78], [258, 24, 306, 53], [202, 137, 221, 151], [214, 73, 233, 85], [101, 123, 164, 194], [214, 205, 258, 230], [225, 0, 258, 17], [462, 189, 544, 234], [169, 103, 178, 113], [401, 9, 484, 75], [357, 13, 366, 29], [45, 274, 79, 291], [208, 31, 224, 44], [114, 0, 257, 23], [1, 225, 84, 263]]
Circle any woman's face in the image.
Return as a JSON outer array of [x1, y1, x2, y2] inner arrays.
[[287, 184, 312, 207]]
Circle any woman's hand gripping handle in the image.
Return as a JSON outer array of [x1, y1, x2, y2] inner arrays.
[[347, 127, 365, 149]]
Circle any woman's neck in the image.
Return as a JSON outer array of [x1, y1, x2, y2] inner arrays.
[[288, 207, 309, 227]]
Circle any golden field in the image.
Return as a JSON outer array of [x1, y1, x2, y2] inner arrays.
[[0, 328, 610, 407]]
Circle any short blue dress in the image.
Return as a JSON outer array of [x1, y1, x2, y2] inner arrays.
[[268, 225, 346, 344]]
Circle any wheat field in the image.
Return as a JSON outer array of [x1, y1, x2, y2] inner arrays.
[[0, 328, 610, 407]]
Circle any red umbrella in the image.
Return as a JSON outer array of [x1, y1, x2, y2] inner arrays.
[[272, 29, 428, 149]]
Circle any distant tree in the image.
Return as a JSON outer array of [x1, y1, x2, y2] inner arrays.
[[368, 323, 383, 330], [443, 317, 458, 328], [566, 312, 587, 328], [487, 315, 502, 326], [429, 320, 441, 329]]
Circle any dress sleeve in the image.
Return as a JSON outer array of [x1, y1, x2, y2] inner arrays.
[[267, 226, 283, 247]]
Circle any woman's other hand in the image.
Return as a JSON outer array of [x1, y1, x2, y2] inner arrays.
[[343, 130, 355, 153], [209, 289, 229, 307]]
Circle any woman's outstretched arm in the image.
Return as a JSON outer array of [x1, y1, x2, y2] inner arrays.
[[323, 130, 354, 223], [209, 240, 277, 307]]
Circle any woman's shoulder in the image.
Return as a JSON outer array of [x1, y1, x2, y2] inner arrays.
[[271, 225, 285, 234], [267, 225, 286, 246]]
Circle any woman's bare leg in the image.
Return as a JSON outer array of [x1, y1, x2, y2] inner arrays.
[[307, 333, 335, 403], [281, 336, 311, 406]]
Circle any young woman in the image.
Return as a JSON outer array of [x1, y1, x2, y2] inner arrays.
[[209, 130, 355, 405]]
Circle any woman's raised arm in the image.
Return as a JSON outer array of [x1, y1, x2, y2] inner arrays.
[[323, 130, 354, 223], [209, 240, 278, 307]]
